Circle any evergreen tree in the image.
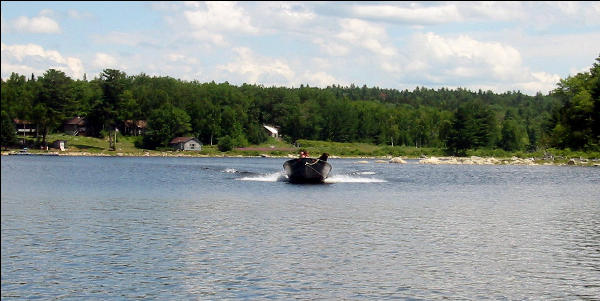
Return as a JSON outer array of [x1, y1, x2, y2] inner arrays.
[[549, 55, 599, 150], [1, 110, 17, 147], [3, 57, 598, 154], [35, 69, 73, 147], [142, 104, 191, 149]]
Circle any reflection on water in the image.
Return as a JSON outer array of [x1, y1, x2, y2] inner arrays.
[[1, 156, 599, 299]]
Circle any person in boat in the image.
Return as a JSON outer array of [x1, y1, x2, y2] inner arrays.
[[318, 153, 329, 161], [299, 150, 309, 158]]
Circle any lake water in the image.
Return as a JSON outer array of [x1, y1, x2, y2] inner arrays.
[[1, 156, 599, 300]]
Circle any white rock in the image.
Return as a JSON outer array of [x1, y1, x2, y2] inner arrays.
[[389, 157, 407, 164]]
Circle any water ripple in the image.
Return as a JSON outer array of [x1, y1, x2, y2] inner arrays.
[[2, 156, 599, 299]]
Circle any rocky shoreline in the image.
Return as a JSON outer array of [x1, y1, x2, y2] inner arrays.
[[382, 156, 598, 166], [2, 150, 598, 167], [414, 156, 597, 166]]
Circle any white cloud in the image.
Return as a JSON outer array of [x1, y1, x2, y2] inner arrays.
[[347, 2, 599, 28], [93, 31, 159, 48], [189, 31, 227, 46], [183, 1, 258, 45], [394, 32, 567, 94], [67, 9, 93, 20], [555, 1, 600, 25], [1, 13, 6, 33], [516, 71, 562, 94], [2, 1, 593, 95], [273, 2, 315, 23], [65, 57, 84, 78], [1, 43, 83, 79], [313, 38, 349, 56], [217, 47, 294, 85], [552, 1, 580, 16], [336, 19, 396, 57], [254, 2, 316, 31], [351, 3, 462, 24], [520, 2, 600, 29], [12, 15, 60, 34], [167, 53, 198, 65], [299, 70, 344, 88], [459, 2, 525, 22], [592, 2, 600, 16], [215, 48, 344, 88], [569, 65, 592, 76], [413, 32, 524, 80], [93, 53, 118, 69], [184, 2, 257, 33], [2, 43, 58, 62]]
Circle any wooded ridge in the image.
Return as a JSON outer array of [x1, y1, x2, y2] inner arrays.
[[2, 56, 598, 155]]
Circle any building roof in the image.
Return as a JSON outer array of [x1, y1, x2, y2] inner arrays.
[[124, 120, 147, 128], [263, 124, 278, 134], [169, 137, 200, 144], [65, 117, 85, 125], [13, 118, 33, 125]]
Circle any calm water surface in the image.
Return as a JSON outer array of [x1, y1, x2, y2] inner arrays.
[[2, 156, 599, 300]]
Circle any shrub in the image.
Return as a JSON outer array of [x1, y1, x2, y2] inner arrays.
[[218, 135, 234, 152]]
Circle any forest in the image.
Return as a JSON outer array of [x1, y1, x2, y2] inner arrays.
[[1, 56, 599, 155]]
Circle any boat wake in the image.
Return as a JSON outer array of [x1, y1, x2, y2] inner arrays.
[[324, 174, 386, 183], [237, 172, 288, 182], [236, 172, 386, 183], [221, 168, 257, 176], [353, 171, 376, 175]]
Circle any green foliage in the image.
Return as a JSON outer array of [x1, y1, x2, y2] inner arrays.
[[86, 69, 130, 136], [444, 100, 497, 155], [548, 55, 600, 150], [142, 104, 192, 149], [1, 110, 17, 147], [34, 69, 74, 146], [217, 135, 234, 152], [246, 123, 269, 145], [295, 139, 445, 157], [499, 117, 528, 151], [2, 56, 599, 155], [133, 135, 144, 149]]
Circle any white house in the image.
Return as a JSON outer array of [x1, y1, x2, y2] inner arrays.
[[263, 124, 279, 139], [169, 137, 202, 151]]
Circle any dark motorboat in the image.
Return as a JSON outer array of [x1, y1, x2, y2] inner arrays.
[[283, 153, 331, 184]]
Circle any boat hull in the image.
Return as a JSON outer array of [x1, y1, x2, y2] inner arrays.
[[283, 158, 332, 183]]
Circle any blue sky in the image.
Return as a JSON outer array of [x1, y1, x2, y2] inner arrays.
[[2, 1, 599, 95]]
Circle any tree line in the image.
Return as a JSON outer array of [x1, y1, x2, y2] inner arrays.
[[2, 55, 599, 154]]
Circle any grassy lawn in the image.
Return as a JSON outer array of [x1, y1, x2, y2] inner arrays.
[[47, 133, 142, 154], [294, 139, 445, 158], [4, 134, 599, 163]]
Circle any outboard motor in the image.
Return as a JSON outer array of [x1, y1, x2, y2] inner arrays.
[[318, 153, 329, 161]]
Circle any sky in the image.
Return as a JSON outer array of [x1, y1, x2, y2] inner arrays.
[[1, 1, 600, 95]]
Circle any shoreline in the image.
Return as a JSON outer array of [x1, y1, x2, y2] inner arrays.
[[2, 150, 598, 167]]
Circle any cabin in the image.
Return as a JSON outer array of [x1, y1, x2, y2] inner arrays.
[[169, 137, 202, 151], [13, 119, 36, 136], [123, 120, 147, 136], [64, 117, 86, 136], [263, 124, 279, 139]]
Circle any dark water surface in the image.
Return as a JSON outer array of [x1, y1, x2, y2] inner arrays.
[[2, 156, 599, 299]]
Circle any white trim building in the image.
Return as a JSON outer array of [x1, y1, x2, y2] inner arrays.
[[263, 124, 279, 139], [169, 137, 202, 151]]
